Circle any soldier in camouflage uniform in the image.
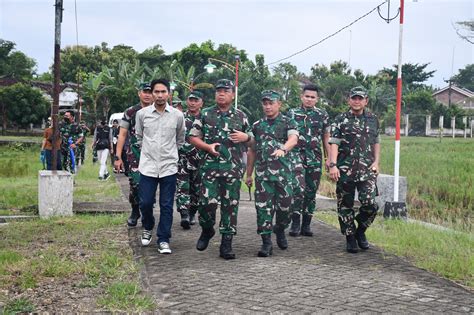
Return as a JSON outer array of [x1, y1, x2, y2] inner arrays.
[[189, 79, 254, 260], [114, 83, 153, 227], [329, 86, 380, 253], [77, 121, 90, 165], [287, 84, 330, 237], [59, 110, 83, 174], [246, 90, 299, 257], [176, 91, 204, 230]]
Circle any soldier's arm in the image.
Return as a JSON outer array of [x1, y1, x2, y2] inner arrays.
[[323, 132, 331, 170], [370, 143, 381, 173], [328, 143, 340, 182], [245, 147, 256, 187]]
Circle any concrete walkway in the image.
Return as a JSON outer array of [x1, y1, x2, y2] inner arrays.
[[115, 174, 473, 313]]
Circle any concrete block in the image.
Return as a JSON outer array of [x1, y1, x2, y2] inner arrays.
[[376, 174, 407, 219], [38, 170, 73, 218]]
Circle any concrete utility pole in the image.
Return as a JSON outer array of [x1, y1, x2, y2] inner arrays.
[[51, 0, 63, 171]]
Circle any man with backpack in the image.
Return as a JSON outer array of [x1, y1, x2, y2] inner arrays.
[[93, 118, 113, 180]]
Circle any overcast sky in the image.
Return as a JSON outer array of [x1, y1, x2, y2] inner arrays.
[[1, 0, 472, 88]]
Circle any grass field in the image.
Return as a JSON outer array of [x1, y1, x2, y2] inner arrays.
[[319, 136, 473, 232], [0, 138, 121, 214]]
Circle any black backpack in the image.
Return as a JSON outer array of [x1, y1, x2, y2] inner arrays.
[[95, 125, 111, 150]]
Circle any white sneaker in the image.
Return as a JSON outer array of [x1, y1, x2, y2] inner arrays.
[[141, 230, 152, 246], [158, 242, 172, 254]]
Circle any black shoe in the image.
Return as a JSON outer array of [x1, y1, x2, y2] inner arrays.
[[355, 226, 370, 250], [346, 235, 358, 253], [180, 210, 191, 230], [273, 226, 288, 250], [289, 213, 301, 237], [196, 227, 215, 251], [219, 234, 236, 260], [257, 234, 273, 257], [127, 205, 140, 227], [300, 214, 313, 236], [189, 213, 196, 225]]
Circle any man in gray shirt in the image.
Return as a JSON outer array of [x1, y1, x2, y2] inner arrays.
[[135, 78, 186, 254]]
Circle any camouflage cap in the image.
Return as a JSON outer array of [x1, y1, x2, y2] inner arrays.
[[215, 79, 234, 90], [261, 90, 281, 101], [138, 82, 152, 91], [172, 96, 182, 105], [350, 86, 368, 98], [188, 90, 203, 100]]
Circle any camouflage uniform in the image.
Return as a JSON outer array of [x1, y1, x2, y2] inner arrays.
[[189, 105, 252, 235], [176, 111, 202, 218], [121, 104, 143, 208], [329, 109, 380, 235], [252, 114, 298, 234], [288, 106, 330, 216], [59, 121, 83, 173], [77, 126, 88, 165]]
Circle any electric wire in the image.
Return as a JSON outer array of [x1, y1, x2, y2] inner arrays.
[[266, 1, 388, 66]]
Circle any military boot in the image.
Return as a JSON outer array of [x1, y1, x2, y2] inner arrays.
[[189, 212, 196, 225], [127, 205, 140, 227], [257, 234, 273, 257], [180, 209, 191, 230], [355, 225, 370, 249], [273, 225, 288, 250], [219, 234, 236, 260], [300, 214, 313, 236], [196, 227, 215, 251], [288, 213, 301, 237], [346, 235, 358, 253]]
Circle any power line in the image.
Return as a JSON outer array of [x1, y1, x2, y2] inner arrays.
[[266, 1, 388, 66]]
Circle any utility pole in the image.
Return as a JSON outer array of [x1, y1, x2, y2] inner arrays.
[[51, 0, 63, 171]]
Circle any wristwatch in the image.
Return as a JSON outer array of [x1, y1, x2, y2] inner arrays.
[[279, 144, 288, 154], [329, 162, 337, 168], [113, 155, 121, 161]]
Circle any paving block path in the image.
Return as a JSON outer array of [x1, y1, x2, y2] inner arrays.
[[115, 174, 473, 313]]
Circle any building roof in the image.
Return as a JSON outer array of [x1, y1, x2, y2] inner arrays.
[[432, 84, 474, 98]]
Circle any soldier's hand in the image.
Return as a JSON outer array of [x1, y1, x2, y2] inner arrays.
[[329, 167, 340, 182], [114, 159, 124, 172], [325, 159, 330, 172], [229, 130, 249, 143], [271, 149, 286, 158], [208, 143, 220, 157], [245, 176, 253, 187], [369, 162, 379, 175]]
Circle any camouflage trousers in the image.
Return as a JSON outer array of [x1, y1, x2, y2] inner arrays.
[[76, 143, 86, 164], [176, 157, 201, 216], [292, 166, 322, 216], [255, 178, 293, 235], [198, 174, 241, 235], [336, 175, 379, 235], [126, 146, 141, 207], [61, 147, 77, 174]]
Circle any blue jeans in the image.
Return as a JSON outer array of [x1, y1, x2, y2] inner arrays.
[[139, 173, 177, 244], [45, 149, 62, 170]]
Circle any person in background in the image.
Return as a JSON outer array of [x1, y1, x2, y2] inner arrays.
[[92, 118, 113, 181], [41, 117, 62, 170]]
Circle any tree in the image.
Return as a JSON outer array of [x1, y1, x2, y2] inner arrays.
[[82, 72, 111, 121], [60, 45, 108, 83], [0, 83, 49, 130], [454, 20, 474, 44], [271, 62, 302, 109], [451, 64, 474, 92], [0, 39, 36, 79], [138, 44, 167, 69], [379, 62, 435, 90]]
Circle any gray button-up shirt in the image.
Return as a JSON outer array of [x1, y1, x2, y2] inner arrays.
[[135, 103, 185, 178]]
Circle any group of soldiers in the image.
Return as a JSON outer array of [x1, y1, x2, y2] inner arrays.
[[113, 78, 380, 258]]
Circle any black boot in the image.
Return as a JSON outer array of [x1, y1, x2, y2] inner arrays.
[[257, 234, 273, 257], [219, 234, 236, 260], [189, 212, 196, 225], [127, 205, 140, 227], [346, 235, 358, 253], [180, 209, 191, 230], [300, 214, 313, 236], [355, 225, 370, 249], [289, 213, 301, 237], [273, 226, 288, 250], [196, 227, 215, 251]]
